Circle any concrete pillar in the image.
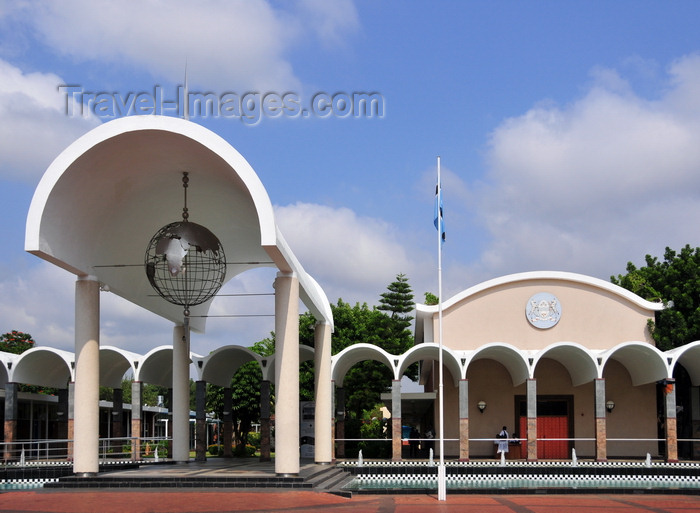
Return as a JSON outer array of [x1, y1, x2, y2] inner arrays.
[[73, 275, 100, 476], [273, 272, 300, 475], [595, 378, 607, 462], [526, 378, 537, 461], [111, 388, 123, 456], [664, 379, 678, 462], [335, 387, 345, 459], [3, 382, 18, 461], [131, 381, 142, 461], [195, 380, 207, 462], [223, 387, 233, 458], [259, 380, 271, 462], [172, 324, 190, 463], [459, 379, 469, 461], [314, 321, 332, 464], [391, 379, 402, 461]]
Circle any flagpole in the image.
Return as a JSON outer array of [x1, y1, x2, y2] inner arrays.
[[436, 156, 447, 501]]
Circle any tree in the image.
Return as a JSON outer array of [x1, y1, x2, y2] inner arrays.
[[0, 330, 35, 354], [330, 274, 417, 419], [207, 337, 275, 455], [378, 273, 414, 319], [423, 292, 439, 305], [377, 273, 415, 357], [611, 244, 700, 350]]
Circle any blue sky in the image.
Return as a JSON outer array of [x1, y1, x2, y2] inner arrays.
[[2, 1, 700, 356]]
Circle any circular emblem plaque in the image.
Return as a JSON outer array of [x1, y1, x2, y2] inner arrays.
[[526, 292, 561, 329]]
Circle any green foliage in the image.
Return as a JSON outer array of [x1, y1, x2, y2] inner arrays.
[[359, 404, 385, 439], [423, 292, 439, 305], [111, 378, 168, 407], [206, 337, 275, 456], [358, 404, 389, 458], [0, 331, 35, 354], [378, 273, 414, 318], [298, 313, 317, 401], [611, 245, 700, 350], [247, 431, 261, 450], [331, 274, 417, 419]]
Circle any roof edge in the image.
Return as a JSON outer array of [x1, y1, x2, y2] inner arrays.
[[416, 271, 664, 316]]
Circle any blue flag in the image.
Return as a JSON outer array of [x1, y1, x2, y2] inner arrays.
[[434, 182, 445, 244]]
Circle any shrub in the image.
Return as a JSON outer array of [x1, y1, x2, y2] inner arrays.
[[247, 432, 261, 450], [208, 444, 220, 456]]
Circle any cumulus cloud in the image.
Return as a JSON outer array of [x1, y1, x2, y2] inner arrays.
[[275, 202, 429, 306], [5, 0, 359, 92], [476, 53, 700, 280], [0, 59, 99, 182], [0, 260, 258, 355]]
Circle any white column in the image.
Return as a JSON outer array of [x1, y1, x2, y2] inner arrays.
[[274, 272, 299, 475], [172, 324, 190, 463], [74, 275, 100, 475], [314, 321, 332, 464]]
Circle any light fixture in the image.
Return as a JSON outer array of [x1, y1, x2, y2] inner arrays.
[[606, 400, 615, 413], [477, 400, 487, 414], [145, 172, 226, 319]]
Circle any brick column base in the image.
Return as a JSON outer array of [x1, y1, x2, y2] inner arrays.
[[459, 418, 469, 461]]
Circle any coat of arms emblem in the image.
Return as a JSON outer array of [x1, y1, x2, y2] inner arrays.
[[526, 292, 561, 329]]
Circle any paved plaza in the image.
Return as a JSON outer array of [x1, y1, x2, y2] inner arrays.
[[2, 490, 700, 513]]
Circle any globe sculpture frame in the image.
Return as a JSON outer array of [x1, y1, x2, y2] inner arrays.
[[144, 172, 226, 316]]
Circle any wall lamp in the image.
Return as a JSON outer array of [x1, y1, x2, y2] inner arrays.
[[606, 400, 615, 413], [477, 400, 487, 414]]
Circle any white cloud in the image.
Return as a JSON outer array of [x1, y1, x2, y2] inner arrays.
[[9, 0, 359, 92], [0, 59, 99, 182], [0, 260, 262, 356], [0, 262, 75, 350], [297, 0, 359, 48], [275, 202, 428, 306], [477, 53, 700, 280]]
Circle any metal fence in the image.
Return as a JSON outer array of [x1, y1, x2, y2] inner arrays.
[[1, 437, 171, 466]]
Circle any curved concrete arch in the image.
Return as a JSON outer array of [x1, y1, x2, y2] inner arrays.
[[136, 345, 176, 387], [399, 343, 462, 385], [0, 352, 18, 387], [331, 343, 396, 387], [264, 344, 314, 383], [99, 346, 140, 388], [25, 115, 332, 332], [11, 347, 74, 388], [533, 342, 599, 386], [432, 271, 664, 312], [601, 341, 669, 386], [466, 343, 530, 386], [667, 341, 700, 385], [195, 345, 262, 386]]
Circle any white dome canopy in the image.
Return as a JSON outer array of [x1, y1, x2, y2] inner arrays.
[[25, 116, 332, 333]]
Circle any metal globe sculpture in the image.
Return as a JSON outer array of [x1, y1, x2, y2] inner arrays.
[[144, 173, 226, 316]]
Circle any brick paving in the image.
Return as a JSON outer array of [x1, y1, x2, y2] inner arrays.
[[3, 490, 700, 513]]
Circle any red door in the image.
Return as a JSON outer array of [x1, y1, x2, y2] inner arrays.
[[519, 415, 570, 459], [538, 416, 568, 459]]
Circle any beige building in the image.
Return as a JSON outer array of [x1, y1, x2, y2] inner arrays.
[[333, 271, 700, 462], [412, 271, 697, 461]]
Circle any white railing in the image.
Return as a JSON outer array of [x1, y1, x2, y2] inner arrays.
[[1, 437, 172, 466]]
